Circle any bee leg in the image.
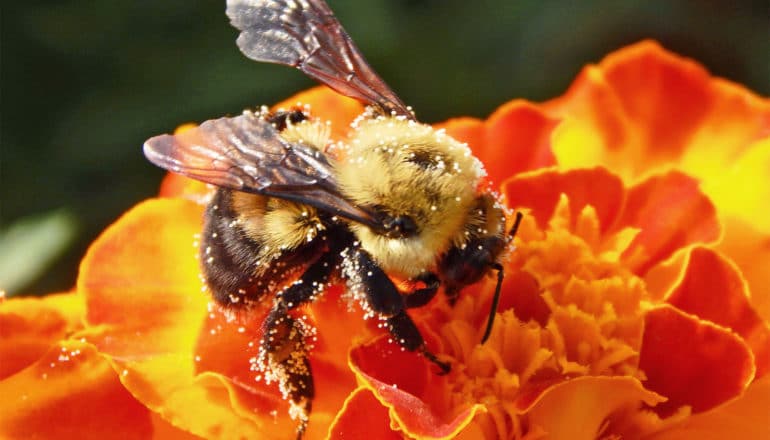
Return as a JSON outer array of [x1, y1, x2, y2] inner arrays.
[[347, 249, 450, 374], [403, 272, 440, 309], [259, 251, 338, 437], [261, 305, 314, 436]]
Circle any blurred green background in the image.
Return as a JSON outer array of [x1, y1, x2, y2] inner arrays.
[[3, 0, 768, 296]]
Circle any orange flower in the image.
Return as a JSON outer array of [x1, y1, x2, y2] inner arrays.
[[2, 41, 768, 439]]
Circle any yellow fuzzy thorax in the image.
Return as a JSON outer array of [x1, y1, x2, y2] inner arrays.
[[232, 192, 324, 270], [336, 117, 486, 277]]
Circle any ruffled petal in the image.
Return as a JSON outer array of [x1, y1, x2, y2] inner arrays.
[[327, 387, 403, 440], [716, 217, 770, 322], [619, 171, 719, 274], [667, 247, 770, 378], [0, 340, 153, 439], [501, 167, 624, 233], [439, 100, 559, 186], [0, 292, 84, 379], [647, 375, 770, 440], [524, 376, 665, 440], [350, 336, 483, 439], [546, 40, 770, 185], [639, 306, 755, 415]]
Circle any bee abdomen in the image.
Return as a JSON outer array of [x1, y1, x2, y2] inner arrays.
[[201, 189, 266, 306]]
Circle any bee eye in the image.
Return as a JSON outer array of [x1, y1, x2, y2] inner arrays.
[[382, 214, 418, 238], [405, 150, 437, 169]]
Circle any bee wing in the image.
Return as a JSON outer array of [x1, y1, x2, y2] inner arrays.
[[143, 112, 381, 228], [226, 0, 413, 118]]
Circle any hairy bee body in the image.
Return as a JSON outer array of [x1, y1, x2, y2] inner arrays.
[[201, 113, 508, 309], [143, 0, 518, 436], [201, 188, 330, 306]]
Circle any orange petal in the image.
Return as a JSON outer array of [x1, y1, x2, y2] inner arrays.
[[639, 305, 755, 415], [696, 124, 770, 234], [647, 374, 770, 440], [439, 100, 559, 187], [524, 376, 665, 440], [156, 123, 215, 200], [149, 412, 205, 440], [350, 336, 483, 439], [193, 286, 364, 440], [79, 198, 369, 438], [619, 171, 719, 274], [667, 247, 770, 378], [158, 172, 211, 200], [716, 217, 770, 323], [0, 292, 84, 379], [272, 86, 365, 140], [78, 198, 206, 356], [501, 167, 624, 233], [0, 340, 153, 440], [546, 40, 770, 184], [328, 387, 403, 440], [77, 199, 280, 438]]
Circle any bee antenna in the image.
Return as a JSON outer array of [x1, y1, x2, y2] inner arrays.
[[508, 211, 523, 237], [481, 211, 524, 344], [481, 262, 504, 344]]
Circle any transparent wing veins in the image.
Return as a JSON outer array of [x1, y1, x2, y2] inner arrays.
[[226, 0, 413, 118]]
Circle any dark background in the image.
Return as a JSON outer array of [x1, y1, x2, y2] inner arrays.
[[3, 0, 768, 295]]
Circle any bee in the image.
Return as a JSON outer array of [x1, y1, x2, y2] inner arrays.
[[143, 0, 521, 436]]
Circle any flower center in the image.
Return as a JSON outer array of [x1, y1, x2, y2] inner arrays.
[[434, 195, 648, 438]]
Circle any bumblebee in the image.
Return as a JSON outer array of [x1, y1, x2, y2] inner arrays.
[[143, 0, 521, 436]]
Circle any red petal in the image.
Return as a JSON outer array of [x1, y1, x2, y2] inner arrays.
[[619, 171, 719, 274], [502, 167, 625, 233], [440, 100, 559, 187], [350, 336, 482, 439], [328, 387, 402, 440], [667, 247, 770, 378], [639, 305, 754, 415]]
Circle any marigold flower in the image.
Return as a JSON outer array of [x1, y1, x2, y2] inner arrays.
[[1, 41, 768, 439]]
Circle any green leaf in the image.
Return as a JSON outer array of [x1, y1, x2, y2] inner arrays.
[[0, 210, 78, 296]]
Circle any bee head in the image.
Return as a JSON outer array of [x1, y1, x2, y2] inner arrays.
[[337, 117, 486, 277]]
